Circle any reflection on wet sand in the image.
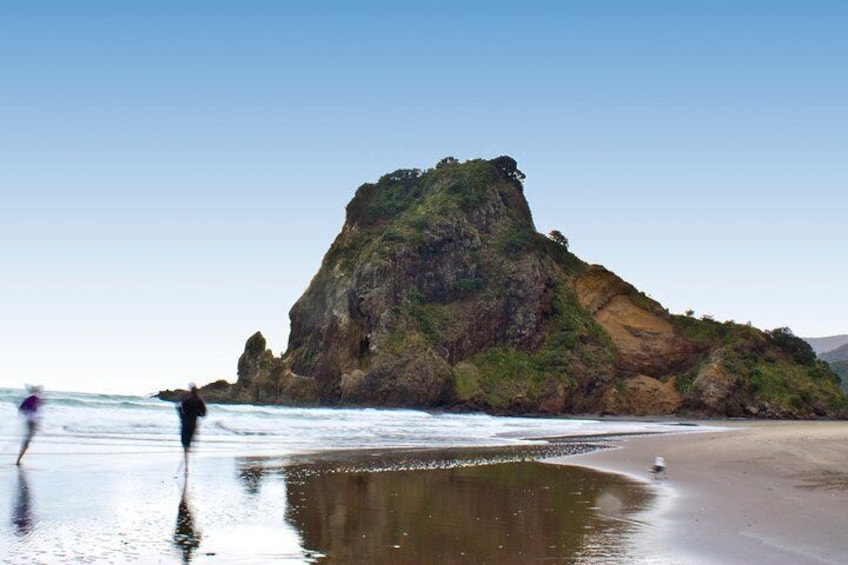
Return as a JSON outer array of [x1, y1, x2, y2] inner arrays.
[[12, 468, 34, 536], [255, 445, 654, 565], [238, 464, 265, 496], [173, 480, 202, 563]]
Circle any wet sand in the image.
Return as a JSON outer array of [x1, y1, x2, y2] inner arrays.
[[2, 441, 657, 564], [8, 421, 844, 563], [1, 443, 327, 565], [277, 441, 672, 564], [553, 421, 848, 565]]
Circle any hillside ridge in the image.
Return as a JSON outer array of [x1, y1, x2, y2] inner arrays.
[[163, 156, 846, 418]]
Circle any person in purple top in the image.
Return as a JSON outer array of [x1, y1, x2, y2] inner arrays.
[[16, 385, 42, 466]]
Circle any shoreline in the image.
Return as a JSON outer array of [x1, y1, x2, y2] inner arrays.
[[2, 439, 656, 564], [549, 420, 848, 564], [7, 401, 847, 563]]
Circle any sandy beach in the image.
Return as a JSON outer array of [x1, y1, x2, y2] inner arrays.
[[1, 390, 686, 564], [4, 396, 847, 564], [553, 421, 848, 564], [2, 442, 653, 564]]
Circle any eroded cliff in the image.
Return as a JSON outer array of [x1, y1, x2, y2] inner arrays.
[[187, 156, 846, 418]]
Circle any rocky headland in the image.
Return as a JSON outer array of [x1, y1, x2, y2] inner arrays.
[[159, 156, 846, 418]]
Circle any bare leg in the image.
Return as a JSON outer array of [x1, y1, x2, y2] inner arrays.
[[16, 423, 35, 466], [15, 440, 28, 466]]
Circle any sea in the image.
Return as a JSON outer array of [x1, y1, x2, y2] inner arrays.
[[0, 388, 685, 564], [0, 387, 677, 458]]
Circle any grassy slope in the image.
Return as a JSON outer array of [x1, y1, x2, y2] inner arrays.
[[288, 156, 847, 416]]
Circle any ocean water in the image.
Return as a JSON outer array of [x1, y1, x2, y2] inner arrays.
[[0, 388, 682, 564], [0, 387, 677, 458]]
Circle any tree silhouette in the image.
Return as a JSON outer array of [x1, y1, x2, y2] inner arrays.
[[547, 230, 568, 249]]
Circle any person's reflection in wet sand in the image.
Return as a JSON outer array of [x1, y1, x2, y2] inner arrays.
[[237, 463, 265, 496], [173, 480, 201, 563], [12, 468, 35, 536]]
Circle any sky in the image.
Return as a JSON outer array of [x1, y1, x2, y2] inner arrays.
[[1, 1, 846, 395]]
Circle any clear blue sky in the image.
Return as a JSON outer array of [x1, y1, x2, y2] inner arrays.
[[2, 1, 846, 394]]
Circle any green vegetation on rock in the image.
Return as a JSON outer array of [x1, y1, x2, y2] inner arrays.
[[205, 156, 847, 419]]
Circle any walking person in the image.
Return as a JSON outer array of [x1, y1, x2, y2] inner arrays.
[[16, 385, 43, 466], [177, 384, 207, 475]]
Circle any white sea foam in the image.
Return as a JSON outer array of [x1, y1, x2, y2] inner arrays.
[[1, 387, 679, 457]]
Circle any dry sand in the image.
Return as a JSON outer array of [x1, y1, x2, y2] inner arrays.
[[553, 421, 848, 564]]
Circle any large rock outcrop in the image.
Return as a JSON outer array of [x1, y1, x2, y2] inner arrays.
[[182, 156, 847, 418]]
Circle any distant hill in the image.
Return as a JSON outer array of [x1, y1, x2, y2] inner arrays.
[[804, 335, 848, 355], [800, 336, 848, 392], [828, 361, 848, 387], [178, 156, 847, 419], [821, 343, 848, 364]]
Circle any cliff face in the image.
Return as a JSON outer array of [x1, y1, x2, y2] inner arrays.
[[198, 156, 846, 418], [286, 156, 576, 409]]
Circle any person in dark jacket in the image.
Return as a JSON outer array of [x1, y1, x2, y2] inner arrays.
[[177, 384, 207, 474]]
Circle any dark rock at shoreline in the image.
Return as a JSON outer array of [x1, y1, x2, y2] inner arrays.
[[154, 388, 186, 402]]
